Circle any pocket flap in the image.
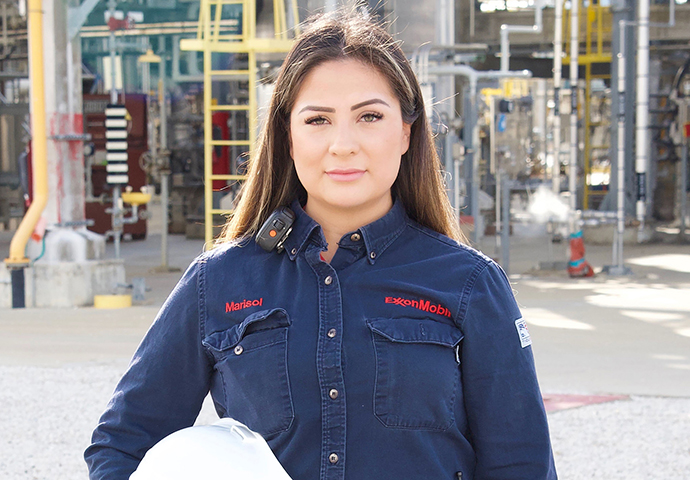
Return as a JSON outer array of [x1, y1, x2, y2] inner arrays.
[[203, 308, 291, 352], [367, 318, 463, 347]]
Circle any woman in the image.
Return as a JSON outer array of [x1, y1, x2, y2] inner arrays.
[[86, 11, 557, 480]]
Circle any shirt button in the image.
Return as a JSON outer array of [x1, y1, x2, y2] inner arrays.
[[234, 345, 243, 355], [327, 328, 337, 338], [329, 453, 339, 464], [329, 388, 339, 399], [350, 233, 361, 242], [324, 275, 333, 285]]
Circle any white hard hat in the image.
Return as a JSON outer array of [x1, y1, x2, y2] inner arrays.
[[130, 418, 292, 480]]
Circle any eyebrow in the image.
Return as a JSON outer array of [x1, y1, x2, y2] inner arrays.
[[298, 105, 335, 114], [297, 98, 391, 115], [350, 98, 390, 110]]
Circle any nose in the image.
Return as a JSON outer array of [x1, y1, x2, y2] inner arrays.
[[328, 123, 359, 157]]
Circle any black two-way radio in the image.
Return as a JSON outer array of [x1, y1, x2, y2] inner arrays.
[[255, 207, 295, 253]]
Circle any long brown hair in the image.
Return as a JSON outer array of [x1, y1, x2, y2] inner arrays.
[[217, 10, 465, 244]]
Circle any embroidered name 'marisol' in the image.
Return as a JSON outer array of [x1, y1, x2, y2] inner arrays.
[[385, 296, 452, 318], [226, 298, 263, 312]]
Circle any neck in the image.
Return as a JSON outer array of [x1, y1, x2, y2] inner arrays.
[[304, 197, 392, 263]]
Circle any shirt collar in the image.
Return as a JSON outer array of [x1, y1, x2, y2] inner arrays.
[[284, 200, 323, 261], [284, 199, 408, 264]]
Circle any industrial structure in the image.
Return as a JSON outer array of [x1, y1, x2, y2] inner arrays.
[[1, 0, 689, 307]]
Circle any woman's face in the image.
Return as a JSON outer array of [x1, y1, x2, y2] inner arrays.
[[290, 59, 411, 220]]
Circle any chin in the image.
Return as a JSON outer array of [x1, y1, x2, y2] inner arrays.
[[324, 193, 390, 212]]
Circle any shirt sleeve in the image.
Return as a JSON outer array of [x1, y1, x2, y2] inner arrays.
[[459, 262, 557, 480], [84, 257, 213, 480]]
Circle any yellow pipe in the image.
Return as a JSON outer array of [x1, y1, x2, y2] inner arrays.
[[290, 0, 300, 36], [273, 0, 280, 38], [5, 0, 47, 267]]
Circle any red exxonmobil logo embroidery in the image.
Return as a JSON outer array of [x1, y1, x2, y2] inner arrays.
[[385, 296, 452, 318], [226, 298, 263, 312]]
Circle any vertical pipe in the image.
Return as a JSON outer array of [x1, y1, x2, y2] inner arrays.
[[11, 268, 25, 308], [108, 0, 121, 259], [584, 61, 591, 210], [469, 77, 480, 244], [536, 79, 547, 181], [553, 0, 563, 195], [160, 60, 169, 269], [501, 172, 510, 275], [160, 65, 167, 152], [635, 0, 650, 230], [491, 97, 500, 247], [681, 117, 688, 238], [161, 173, 169, 267], [496, 171, 502, 255], [203, 2, 213, 244], [500, 28, 509, 73], [569, 0, 579, 215], [444, 131, 453, 199], [616, 48, 626, 268]]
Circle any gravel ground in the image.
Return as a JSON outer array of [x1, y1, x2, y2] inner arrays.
[[1, 363, 689, 480]]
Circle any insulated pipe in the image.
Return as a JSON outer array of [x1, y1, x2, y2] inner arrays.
[[5, 0, 48, 268], [552, 0, 563, 195], [436, 0, 454, 47], [569, 0, 579, 216], [635, 0, 650, 230], [500, 0, 544, 73], [615, 46, 626, 269]]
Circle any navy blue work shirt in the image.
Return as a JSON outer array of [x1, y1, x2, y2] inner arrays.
[[85, 199, 557, 480]]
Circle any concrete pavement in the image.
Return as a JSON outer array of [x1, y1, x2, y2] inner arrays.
[[3, 229, 688, 396], [2, 226, 690, 479]]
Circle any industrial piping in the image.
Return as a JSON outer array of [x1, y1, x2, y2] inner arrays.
[[569, 0, 579, 217], [635, 0, 650, 232], [4, 0, 49, 307], [500, 0, 544, 73], [619, 0, 674, 235], [552, 0, 563, 195], [426, 64, 532, 245]]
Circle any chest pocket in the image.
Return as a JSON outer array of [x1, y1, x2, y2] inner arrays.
[[367, 317, 463, 431], [202, 308, 294, 436]]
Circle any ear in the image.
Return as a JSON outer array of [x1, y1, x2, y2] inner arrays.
[[401, 122, 412, 155]]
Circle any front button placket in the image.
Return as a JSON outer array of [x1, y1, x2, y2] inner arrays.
[[305, 246, 346, 480]]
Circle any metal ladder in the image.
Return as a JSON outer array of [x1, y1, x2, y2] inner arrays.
[[180, 0, 299, 244]]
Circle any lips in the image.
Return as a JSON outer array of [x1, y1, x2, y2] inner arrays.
[[326, 169, 365, 182]]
